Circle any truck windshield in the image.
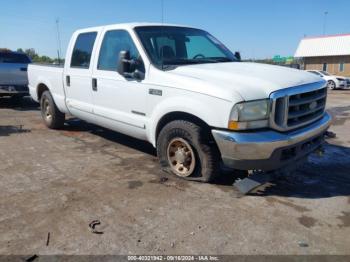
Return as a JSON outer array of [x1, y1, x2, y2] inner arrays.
[[0, 52, 31, 64], [134, 26, 237, 69]]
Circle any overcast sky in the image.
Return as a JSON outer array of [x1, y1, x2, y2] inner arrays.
[[1, 0, 349, 59]]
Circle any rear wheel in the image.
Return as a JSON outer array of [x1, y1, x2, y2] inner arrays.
[[40, 91, 65, 129], [157, 120, 220, 182], [327, 80, 336, 90]]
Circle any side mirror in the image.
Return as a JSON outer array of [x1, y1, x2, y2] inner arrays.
[[234, 51, 241, 61], [117, 51, 145, 80], [117, 50, 131, 76]]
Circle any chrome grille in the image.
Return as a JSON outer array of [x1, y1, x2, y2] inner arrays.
[[270, 81, 327, 131]]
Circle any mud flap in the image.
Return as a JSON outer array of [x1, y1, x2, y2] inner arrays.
[[233, 172, 273, 194], [233, 154, 312, 194]]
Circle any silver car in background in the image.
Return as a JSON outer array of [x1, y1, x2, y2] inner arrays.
[[0, 51, 31, 99]]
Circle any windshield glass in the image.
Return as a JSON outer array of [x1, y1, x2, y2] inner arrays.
[[134, 26, 237, 69], [321, 71, 330, 76], [0, 52, 31, 64]]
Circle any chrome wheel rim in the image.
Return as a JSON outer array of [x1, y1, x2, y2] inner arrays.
[[167, 138, 196, 177], [328, 81, 335, 89], [43, 99, 52, 122]]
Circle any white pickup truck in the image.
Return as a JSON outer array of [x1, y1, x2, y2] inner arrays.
[[28, 23, 331, 182]]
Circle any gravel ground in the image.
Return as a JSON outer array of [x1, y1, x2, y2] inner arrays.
[[0, 90, 349, 255]]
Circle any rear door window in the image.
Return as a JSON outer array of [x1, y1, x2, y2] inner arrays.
[[71, 32, 97, 69], [0, 53, 31, 63]]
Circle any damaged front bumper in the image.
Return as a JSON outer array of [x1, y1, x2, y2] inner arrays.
[[212, 112, 332, 171]]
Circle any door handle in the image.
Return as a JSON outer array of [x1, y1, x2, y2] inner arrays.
[[92, 78, 97, 91], [66, 76, 70, 87]]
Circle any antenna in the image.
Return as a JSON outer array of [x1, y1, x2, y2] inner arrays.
[[323, 11, 328, 35], [55, 18, 62, 64], [161, 0, 165, 70]]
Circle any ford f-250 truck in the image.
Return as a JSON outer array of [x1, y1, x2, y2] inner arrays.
[[28, 23, 331, 182]]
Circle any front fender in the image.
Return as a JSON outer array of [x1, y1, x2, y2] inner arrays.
[[147, 96, 232, 146]]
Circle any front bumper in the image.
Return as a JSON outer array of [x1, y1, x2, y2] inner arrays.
[[0, 85, 29, 95], [212, 113, 331, 171]]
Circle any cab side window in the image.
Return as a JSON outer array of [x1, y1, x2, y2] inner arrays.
[[71, 32, 97, 69], [98, 30, 144, 72]]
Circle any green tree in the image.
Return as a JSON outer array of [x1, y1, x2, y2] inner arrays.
[[24, 48, 38, 61], [0, 48, 11, 52]]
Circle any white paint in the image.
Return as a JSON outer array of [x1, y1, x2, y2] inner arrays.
[[28, 23, 322, 147]]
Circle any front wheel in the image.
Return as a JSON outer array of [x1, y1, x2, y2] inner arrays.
[[157, 120, 220, 182], [327, 80, 336, 90], [40, 91, 65, 129]]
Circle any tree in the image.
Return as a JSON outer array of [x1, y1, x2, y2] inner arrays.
[[0, 48, 11, 52], [3, 47, 60, 64], [24, 48, 38, 60]]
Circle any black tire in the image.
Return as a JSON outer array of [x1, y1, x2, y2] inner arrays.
[[327, 80, 336, 90], [157, 120, 220, 182], [40, 90, 65, 129]]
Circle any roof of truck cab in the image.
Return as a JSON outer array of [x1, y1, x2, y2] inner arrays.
[[74, 22, 195, 33]]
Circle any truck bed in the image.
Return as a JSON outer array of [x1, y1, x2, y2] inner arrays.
[[28, 64, 64, 103], [28, 63, 69, 114]]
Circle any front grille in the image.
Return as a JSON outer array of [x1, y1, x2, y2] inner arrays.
[[270, 82, 327, 131]]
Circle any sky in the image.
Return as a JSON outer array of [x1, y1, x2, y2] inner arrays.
[[1, 0, 349, 59]]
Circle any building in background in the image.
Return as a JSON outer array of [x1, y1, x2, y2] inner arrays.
[[295, 34, 350, 77]]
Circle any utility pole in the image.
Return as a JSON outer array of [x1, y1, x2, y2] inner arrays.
[[55, 18, 62, 64], [323, 11, 328, 35]]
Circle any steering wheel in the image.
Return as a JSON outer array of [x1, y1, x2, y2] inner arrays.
[[193, 54, 205, 59]]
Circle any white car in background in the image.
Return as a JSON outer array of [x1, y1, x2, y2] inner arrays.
[[307, 70, 348, 90]]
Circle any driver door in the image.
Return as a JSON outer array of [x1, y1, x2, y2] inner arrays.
[[91, 29, 148, 136]]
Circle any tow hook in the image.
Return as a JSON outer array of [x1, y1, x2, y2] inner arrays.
[[325, 131, 336, 139]]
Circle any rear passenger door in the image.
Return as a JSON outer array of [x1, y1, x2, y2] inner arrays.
[[64, 31, 98, 119]]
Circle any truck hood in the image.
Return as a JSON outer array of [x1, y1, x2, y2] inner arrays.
[[166, 62, 323, 101]]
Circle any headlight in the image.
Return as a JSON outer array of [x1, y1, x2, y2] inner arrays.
[[228, 99, 270, 130]]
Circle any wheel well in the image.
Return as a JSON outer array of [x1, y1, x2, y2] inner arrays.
[[156, 112, 212, 143], [37, 83, 49, 101]]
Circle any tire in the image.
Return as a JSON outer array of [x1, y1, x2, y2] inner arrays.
[[327, 80, 336, 90], [40, 90, 65, 129], [157, 120, 220, 182]]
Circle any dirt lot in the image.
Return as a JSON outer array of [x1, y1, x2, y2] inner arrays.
[[0, 90, 349, 255]]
